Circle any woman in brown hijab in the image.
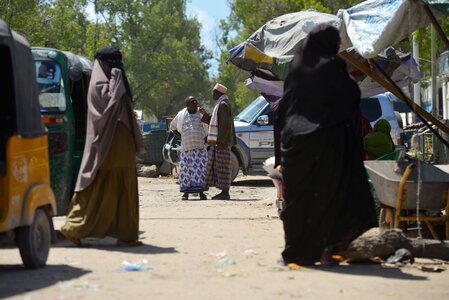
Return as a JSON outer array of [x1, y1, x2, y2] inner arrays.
[[61, 46, 145, 247], [276, 25, 376, 266]]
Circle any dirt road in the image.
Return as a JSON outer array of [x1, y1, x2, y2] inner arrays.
[[1, 175, 449, 299]]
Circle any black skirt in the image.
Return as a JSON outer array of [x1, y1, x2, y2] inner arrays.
[[280, 123, 376, 264]]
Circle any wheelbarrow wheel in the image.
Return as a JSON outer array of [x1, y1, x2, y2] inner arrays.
[[16, 208, 51, 268], [379, 207, 395, 232]]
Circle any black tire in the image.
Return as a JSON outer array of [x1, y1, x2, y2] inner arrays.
[[230, 151, 240, 182], [16, 208, 51, 268]]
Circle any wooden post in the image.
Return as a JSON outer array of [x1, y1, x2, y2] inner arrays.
[[339, 50, 449, 136]]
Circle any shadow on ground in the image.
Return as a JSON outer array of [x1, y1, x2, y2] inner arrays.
[[53, 234, 178, 255], [76, 243, 178, 255], [180, 197, 261, 202], [232, 179, 274, 187], [318, 263, 428, 280], [0, 264, 90, 298], [224, 198, 264, 202]]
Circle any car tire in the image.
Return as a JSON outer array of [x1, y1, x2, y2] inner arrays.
[[16, 208, 51, 268], [230, 151, 239, 182]]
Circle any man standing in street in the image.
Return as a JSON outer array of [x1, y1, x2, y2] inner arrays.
[[170, 96, 209, 200], [200, 83, 236, 200]]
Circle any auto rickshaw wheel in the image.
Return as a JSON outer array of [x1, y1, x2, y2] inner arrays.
[[16, 208, 51, 268]]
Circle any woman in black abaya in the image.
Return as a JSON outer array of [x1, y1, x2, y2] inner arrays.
[[277, 24, 376, 266]]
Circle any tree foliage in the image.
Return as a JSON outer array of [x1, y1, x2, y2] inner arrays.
[[0, 0, 212, 119], [3, 1, 449, 117], [91, 0, 212, 118]]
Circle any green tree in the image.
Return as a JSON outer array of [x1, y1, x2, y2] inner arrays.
[[92, 0, 212, 119], [230, 0, 330, 37], [414, 18, 449, 78], [1, 0, 212, 119], [38, 0, 90, 53], [0, 0, 99, 55], [0, 0, 48, 44]]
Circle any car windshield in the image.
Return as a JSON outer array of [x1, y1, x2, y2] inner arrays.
[[234, 97, 267, 123], [35, 60, 66, 113]]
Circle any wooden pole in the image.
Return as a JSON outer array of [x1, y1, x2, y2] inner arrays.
[[339, 50, 449, 136]]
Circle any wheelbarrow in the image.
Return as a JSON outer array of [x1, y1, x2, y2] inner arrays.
[[364, 160, 449, 240]]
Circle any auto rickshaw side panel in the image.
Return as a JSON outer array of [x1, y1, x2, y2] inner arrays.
[[0, 135, 56, 231], [32, 48, 75, 215], [1, 20, 57, 268]]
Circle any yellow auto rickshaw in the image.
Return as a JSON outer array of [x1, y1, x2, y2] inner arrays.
[[0, 19, 56, 268]]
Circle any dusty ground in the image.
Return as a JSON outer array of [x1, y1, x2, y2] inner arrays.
[[1, 175, 449, 299]]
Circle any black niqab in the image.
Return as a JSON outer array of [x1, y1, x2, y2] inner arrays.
[[95, 46, 123, 61], [95, 46, 133, 100], [277, 24, 360, 141]]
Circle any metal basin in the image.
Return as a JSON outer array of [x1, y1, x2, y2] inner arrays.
[[364, 160, 449, 210]]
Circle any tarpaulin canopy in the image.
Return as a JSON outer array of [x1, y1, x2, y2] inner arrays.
[[242, 47, 422, 99], [245, 76, 285, 110], [228, 0, 447, 82], [245, 76, 284, 98], [349, 47, 423, 98], [228, 0, 448, 80], [228, 9, 342, 81], [227, 8, 422, 99], [338, 0, 445, 59]]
